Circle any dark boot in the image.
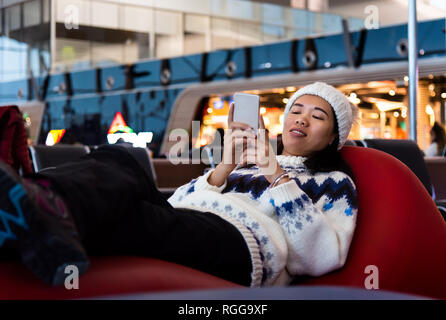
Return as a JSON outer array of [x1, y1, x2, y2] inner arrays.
[[0, 160, 89, 286]]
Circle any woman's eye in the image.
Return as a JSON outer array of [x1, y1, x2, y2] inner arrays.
[[292, 111, 300, 114], [312, 115, 324, 120]]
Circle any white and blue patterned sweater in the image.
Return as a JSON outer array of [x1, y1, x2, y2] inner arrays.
[[168, 155, 358, 287]]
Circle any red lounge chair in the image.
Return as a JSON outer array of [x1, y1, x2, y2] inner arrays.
[[0, 146, 445, 299], [296, 146, 446, 299]]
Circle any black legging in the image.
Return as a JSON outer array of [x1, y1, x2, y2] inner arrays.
[[30, 145, 252, 286]]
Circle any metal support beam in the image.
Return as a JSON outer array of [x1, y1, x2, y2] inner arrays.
[[342, 19, 354, 68], [408, 0, 418, 142], [50, 0, 56, 73]]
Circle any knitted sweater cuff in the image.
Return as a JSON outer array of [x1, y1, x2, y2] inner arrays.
[[268, 179, 304, 204], [194, 169, 228, 193]]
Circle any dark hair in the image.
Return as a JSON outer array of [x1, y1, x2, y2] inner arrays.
[[277, 116, 355, 181], [431, 122, 446, 155]]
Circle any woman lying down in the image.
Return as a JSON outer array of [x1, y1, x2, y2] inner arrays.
[[0, 81, 358, 287]]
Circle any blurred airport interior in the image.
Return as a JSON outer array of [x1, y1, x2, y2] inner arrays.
[[0, 0, 445, 155]]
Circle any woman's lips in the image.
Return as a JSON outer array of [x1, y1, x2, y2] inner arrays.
[[289, 128, 307, 137]]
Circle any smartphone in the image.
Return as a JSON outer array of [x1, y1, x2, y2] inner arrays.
[[233, 92, 260, 131]]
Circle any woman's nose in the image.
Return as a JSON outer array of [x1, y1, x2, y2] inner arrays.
[[295, 115, 308, 127]]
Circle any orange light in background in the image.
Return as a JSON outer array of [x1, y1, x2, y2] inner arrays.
[[401, 107, 407, 118], [368, 81, 390, 88], [200, 138, 208, 146], [425, 105, 435, 127], [348, 93, 361, 104], [45, 129, 66, 146], [366, 113, 380, 120], [376, 101, 403, 112]]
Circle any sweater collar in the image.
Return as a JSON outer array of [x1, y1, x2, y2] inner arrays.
[[276, 155, 307, 167]]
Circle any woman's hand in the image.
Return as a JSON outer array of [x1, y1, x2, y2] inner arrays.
[[222, 102, 257, 167], [208, 102, 256, 187], [240, 114, 288, 185]]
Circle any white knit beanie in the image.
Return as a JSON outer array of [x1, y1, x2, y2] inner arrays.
[[284, 82, 357, 150]]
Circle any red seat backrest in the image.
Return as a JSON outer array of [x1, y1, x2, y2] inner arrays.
[[299, 146, 446, 299]]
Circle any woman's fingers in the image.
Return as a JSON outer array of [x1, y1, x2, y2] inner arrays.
[[230, 131, 255, 148], [222, 123, 256, 164], [239, 150, 268, 166], [239, 152, 248, 166], [228, 125, 271, 166], [239, 141, 269, 163], [230, 121, 255, 132], [233, 137, 256, 152], [259, 113, 266, 130], [229, 129, 256, 150], [228, 102, 234, 127], [224, 129, 255, 149], [230, 128, 256, 138], [240, 148, 255, 165]]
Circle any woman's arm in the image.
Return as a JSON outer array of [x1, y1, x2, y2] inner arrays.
[[207, 162, 236, 187], [268, 173, 358, 277]]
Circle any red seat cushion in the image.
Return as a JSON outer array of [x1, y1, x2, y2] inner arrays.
[[0, 257, 240, 300], [299, 146, 446, 299]]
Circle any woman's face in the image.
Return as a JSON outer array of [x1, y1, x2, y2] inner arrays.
[[281, 94, 337, 157]]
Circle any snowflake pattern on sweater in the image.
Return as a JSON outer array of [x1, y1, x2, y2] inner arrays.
[[168, 155, 358, 286]]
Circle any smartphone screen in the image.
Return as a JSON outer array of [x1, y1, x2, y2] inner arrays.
[[233, 92, 260, 131]]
